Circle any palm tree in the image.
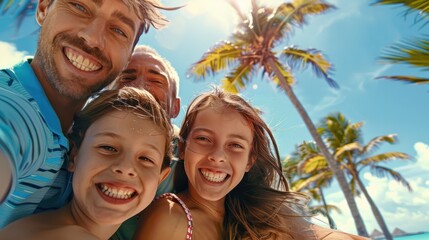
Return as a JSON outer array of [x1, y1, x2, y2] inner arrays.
[[318, 112, 413, 240], [189, 0, 368, 236], [0, 0, 38, 38], [284, 141, 339, 229], [372, 0, 429, 85]]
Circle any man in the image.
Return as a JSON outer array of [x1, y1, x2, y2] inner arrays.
[[109, 45, 180, 120], [0, 0, 171, 228], [108, 45, 181, 240]]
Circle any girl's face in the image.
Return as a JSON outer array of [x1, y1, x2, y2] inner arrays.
[[69, 110, 169, 225], [183, 106, 254, 203]]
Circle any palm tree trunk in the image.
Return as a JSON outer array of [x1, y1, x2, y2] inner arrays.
[[356, 176, 393, 240], [267, 58, 369, 237], [319, 188, 336, 229]]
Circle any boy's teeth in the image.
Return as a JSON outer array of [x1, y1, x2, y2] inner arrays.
[[99, 184, 135, 199], [200, 169, 227, 183], [65, 48, 101, 72]]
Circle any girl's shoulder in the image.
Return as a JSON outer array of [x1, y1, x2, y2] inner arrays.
[[311, 224, 370, 240], [134, 193, 192, 240]]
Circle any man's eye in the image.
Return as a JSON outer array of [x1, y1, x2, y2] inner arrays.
[[120, 75, 136, 82], [70, 2, 87, 13], [149, 79, 164, 85], [112, 27, 127, 38]]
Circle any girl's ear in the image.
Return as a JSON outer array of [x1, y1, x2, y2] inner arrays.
[[68, 142, 79, 172], [245, 155, 256, 172], [36, 0, 52, 26]]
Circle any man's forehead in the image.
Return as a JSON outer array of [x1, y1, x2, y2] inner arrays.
[[129, 56, 168, 75]]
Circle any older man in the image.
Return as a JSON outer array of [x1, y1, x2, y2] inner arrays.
[[0, 0, 172, 227], [109, 45, 180, 119]]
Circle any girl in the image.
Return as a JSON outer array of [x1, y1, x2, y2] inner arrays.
[[0, 87, 173, 240], [134, 88, 367, 240]]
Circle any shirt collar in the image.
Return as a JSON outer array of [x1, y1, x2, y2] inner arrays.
[[13, 58, 69, 148]]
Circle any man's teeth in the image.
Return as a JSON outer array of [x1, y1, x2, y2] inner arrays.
[[65, 48, 101, 72], [201, 169, 227, 183], [99, 184, 134, 200]]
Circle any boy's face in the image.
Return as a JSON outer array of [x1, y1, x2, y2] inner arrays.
[[35, 0, 141, 100], [69, 110, 169, 224]]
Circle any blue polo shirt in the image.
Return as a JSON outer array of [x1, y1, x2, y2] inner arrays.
[[0, 59, 70, 227]]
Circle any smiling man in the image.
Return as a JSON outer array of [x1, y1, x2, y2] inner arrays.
[[0, 0, 173, 228], [109, 45, 180, 119]]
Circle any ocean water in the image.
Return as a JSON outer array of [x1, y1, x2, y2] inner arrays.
[[393, 232, 429, 240]]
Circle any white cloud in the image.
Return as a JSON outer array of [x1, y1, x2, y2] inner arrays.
[[312, 88, 344, 112], [324, 142, 429, 235], [414, 142, 429, 170], [165, 0, 289, 45], [0, 41, 27, 68], [354, 65, 392, 91]]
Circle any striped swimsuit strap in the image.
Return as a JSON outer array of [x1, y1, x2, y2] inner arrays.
[[156, 193, 193, 240]]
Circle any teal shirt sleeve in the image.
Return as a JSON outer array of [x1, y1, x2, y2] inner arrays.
[[0, 75, 49, 196]]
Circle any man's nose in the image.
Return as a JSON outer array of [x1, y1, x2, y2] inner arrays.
[[77, 19, 106, 50]]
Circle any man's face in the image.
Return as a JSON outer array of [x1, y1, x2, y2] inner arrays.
[[114, 52, 180, 118], [35, 0, 141, 100]]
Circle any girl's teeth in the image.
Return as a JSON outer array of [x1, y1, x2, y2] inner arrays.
[[200, 169, 227, 182]]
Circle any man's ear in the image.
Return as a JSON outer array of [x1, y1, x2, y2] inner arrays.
[[245, 155, 256, 172], [68, 143, 79, 172], [36, 0, 52, 26], [170, 97, 181, 119], [159, 167, 171, 184]]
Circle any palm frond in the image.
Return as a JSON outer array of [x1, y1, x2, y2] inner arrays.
[[372, 0, 429, 25], [1, 0, 38, 35], [264, 57, 296, 86], [273, 0, 335, 31], [302, 155, 328, 173], [189, 41, 244, 80], [344, 122, 363, 144], [281, 46, 338, 88], [221, 63, 255, 93], [362, 134, 397, 154], [376, 75, 429, 84], [334, 142, 362, 159], [380, 37, 429, 70], [311, 205, 342, 215], [293, 172, 326, 191], [317, 113, 349, 148], [370, 165, 413, 191], [359, 152, 411, 166]]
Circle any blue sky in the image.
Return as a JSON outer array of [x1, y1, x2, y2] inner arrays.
[[1, 0, 428, 235]]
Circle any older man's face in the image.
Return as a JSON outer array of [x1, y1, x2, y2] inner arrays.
[[115, 53, 179, 118]]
